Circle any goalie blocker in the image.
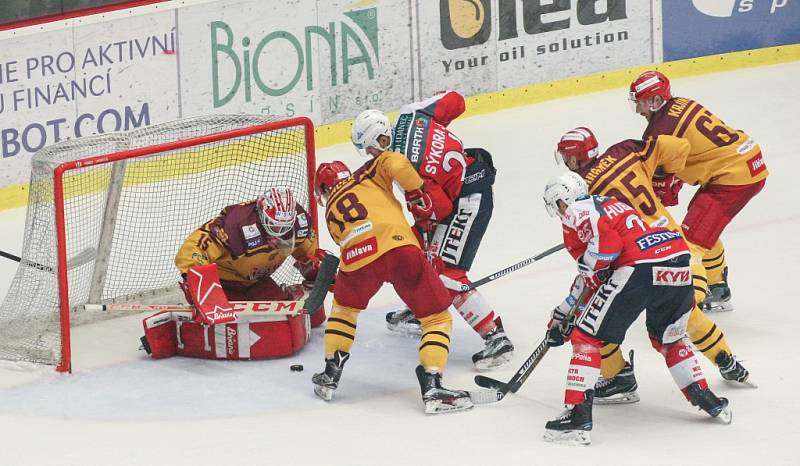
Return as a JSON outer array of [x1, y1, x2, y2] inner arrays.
[[141, 258, 337, 360]]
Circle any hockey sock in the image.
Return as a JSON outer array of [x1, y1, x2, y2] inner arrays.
[[687, 305, 732, 365], [650, 336, 708, 400], [323, 301, 360, 358], [690, 258, 709, 307], [703, 240, 727, 285], [600, 343, 626, 379], [452, 289, 497, 337], [565, 330, 602, 405], [418, 309, 453, 373]]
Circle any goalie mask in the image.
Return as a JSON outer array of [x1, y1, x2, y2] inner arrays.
[[314, 161, 352, 206], [257, 186, 297, 237], [555, 127, 599, 170], [352, 109, 392, 157], [543, 172, 589, 220]]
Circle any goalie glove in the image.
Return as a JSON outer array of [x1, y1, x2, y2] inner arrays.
[[405, 188, 436, 231], [652, 172, 684, 207], [294, 248, 330, 282]]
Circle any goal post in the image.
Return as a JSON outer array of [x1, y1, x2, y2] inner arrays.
[[0, 115, 317, 373]]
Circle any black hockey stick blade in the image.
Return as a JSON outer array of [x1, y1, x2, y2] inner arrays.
[[474, 375, 508, 392], [462, 243, 565, 292], [302, 254, 339, 315]]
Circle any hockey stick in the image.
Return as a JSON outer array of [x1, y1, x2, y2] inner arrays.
[[471, 285, 593, 402], [0, 247, 96, 274], [302, 254, 339, 313], [441, 243, 565, 292], [84, 300, 306, 315]]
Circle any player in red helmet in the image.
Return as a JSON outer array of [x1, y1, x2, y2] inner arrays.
[[629, 70, 768, 315], [552, 125, 753, 404]]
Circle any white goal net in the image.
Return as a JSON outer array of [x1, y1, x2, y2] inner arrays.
[[0, 115, 317, 372]]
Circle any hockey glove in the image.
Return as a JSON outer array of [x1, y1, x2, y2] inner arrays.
[[652, 173, 684, 207], [295, 248, 330, 282], [405, 188, 436, 231], [577, 259, 611, 290], [546, 320, 574, 347]]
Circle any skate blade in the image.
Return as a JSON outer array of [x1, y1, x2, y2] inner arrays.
[[424, 398, 474, 414], [543, 429, 591, 445], [314, 385, 334, 401], [713, 405, 733, 424], [724, 377, 758, 389], [594, 391, 640, 405], [468, 389, 505, 405], [702, 301, 734, 313], [386, 322, 422, 338], [473, 351, 514, 372]]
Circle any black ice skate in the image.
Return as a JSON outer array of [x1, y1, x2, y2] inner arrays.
[[716, 351, 757, 387], [312, 350, 350, 401], [543, 390, 594, 446], [415, 365, 474, 414], [385, 309, 422, 337], [686, 382, 733, 424], [472, 324, 514, 371], [700, 283, 733, 312], [594, 350, 640, 405]]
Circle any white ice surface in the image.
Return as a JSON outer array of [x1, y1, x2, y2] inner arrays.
[[0, 62, 797, 465]]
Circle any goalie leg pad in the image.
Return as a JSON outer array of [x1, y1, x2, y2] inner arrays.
[[141, 312, 179, 359]]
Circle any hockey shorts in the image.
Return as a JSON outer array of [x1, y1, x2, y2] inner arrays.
[[575, 253, 694, 345]]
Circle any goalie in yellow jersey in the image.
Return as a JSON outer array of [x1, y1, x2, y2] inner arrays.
[[310, 109, 473, 414], [630, 70, 768, 313]]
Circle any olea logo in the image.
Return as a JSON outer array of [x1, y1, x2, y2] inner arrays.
[[691, 0, 789, 17], [211, 7, 379, 107], [439, 0, 628, 50]]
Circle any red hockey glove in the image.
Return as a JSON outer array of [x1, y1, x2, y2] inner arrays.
[[294, 248, 330, 282], [652, 173, 684, 207], [577, 260, 611, 290], [405, 188, 436, 231]]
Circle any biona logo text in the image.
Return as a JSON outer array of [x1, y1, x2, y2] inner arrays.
[[439, 0, 628, 50], [211, 7, 378, 107], [691, 0, 790, 17]]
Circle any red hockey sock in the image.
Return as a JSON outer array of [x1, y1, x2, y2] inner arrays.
[[564, 330, 602, 405], [650, 336, 708, 400]]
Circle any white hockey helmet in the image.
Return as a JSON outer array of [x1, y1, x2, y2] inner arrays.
[[543, 172, 589, 219], [352, 109, 392, 156], [256, 186, 297, 237]]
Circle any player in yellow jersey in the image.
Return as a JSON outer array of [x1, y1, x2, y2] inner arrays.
[[551, 127, 753, 403], [310, 109, 473, 414], [630, 71, 768, 313]]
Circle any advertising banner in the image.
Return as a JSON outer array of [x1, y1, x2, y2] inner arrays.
[[178, 0, 413, 125], [0, 12, 179, 187], [663, 0, 800, 61], [416, 0, 655, 97]]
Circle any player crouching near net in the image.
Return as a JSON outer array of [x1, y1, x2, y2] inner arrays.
[[311, 110, 473, 414], [146, 187, 329, 360], [541, 172, 731, 445]]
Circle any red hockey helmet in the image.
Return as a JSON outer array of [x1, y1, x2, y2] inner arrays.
[[314, 161, 352, 206], [629, 70, 672, 105], [555, 127, 599, 169], [257, 186, 296, 237]]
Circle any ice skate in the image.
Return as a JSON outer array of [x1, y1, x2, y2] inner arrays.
[[686, 382, 733, 424], [543, 390, 593, 446], [472, 325, 514, 371], [716, 351, 757, 388], [700, 283, 733, 313], [594, 350, 640, 405], [415, 365, 474, 414], [385, 309, 422, 337], [312, 350, 350, 401]]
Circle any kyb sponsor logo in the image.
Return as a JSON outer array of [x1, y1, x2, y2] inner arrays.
[[439, 0, 629, 50], [652, 267, 691, 286], [691, 0, 789, 17], [211, 7, 379, 107]]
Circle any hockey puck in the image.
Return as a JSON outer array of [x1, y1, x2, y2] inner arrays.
[[290, 364, 304, 372]]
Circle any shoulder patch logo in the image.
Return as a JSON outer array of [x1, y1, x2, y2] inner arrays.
[[243, 224, 261, 240]]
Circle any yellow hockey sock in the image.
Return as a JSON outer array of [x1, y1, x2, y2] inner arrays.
[[703, 240, 728, 285], [418, 310, 453, 373], [600, 343, 626, 379], [687, 305, 732, 365], [323, 301, 360, 358]]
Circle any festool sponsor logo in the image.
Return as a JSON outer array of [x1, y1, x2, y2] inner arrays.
[[211, 8, 379, 108]]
